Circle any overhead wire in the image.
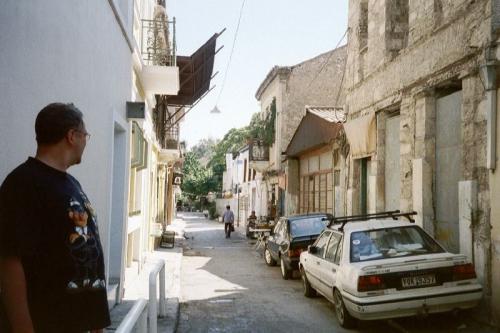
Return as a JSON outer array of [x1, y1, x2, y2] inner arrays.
[[305, 28, 348, 91], [215, 0, 247, 106]]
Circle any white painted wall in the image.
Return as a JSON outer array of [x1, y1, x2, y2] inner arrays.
[[0, 1, 133, 289]]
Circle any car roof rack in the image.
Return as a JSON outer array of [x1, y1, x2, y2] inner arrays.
[[323, 210, 418, 232]]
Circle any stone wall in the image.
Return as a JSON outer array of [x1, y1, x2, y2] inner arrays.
[[282, 46, 347, 153], [346, 0, 496, 322]]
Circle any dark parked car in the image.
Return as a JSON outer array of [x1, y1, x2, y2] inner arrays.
[[264, 213, 331, 279]]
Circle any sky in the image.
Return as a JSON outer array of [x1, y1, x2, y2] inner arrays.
[[169, 0, 349, 149]]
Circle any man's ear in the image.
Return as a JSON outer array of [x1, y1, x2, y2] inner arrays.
[[66, 129, 77, 145]]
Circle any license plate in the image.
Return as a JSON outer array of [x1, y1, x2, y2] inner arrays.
[[401, 274, 436, 288]]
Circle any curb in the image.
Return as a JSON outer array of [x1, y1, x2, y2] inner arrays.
[[160, 297, 180, 333], [164, 215, 186, 333]]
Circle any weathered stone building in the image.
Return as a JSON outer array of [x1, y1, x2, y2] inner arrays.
[[344, 0, 500, 325], [254, 46, 347, 217]]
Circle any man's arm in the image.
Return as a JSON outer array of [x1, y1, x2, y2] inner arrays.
[[0, 256, 34, 333]]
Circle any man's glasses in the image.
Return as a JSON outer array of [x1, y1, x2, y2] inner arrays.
[[75, 129, 91, 140]]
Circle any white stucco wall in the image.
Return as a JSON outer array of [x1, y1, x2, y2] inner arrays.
[[0, 1, 133, 285]]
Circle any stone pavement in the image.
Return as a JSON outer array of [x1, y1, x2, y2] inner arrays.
[[107, 214, 498, 333], [107, 213, 188, 333]]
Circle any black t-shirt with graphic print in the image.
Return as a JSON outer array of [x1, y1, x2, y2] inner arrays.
[[0, 157, 110, 333]]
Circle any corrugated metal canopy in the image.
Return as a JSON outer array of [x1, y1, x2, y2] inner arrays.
[[306, 106, 345, 123], [167, 31, 223, 106], [286, 106, 344, 157]]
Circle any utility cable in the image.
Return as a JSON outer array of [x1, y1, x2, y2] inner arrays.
[[215, 0, 247, 105], [305, 28, 348, 91]]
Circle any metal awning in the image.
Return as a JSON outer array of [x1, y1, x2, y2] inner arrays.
[[343, 112, 376, 159], [167, 30, 224, 106], [286, 106, 345, 157]]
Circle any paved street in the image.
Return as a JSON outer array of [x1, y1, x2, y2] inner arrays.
[[176, 213, 492, 333]]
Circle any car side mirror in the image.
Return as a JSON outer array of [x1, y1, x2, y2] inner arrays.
[[308, 245, 317, 254]]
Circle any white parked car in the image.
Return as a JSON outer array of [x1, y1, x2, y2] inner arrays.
[[298, 211, 483, 329]]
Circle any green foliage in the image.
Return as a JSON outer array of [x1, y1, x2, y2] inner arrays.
[[181, 152, 216, 200], [206, 126, 250, 192], [248, 98, 276, 146], [182, 100, 276, 197], [190, 137, 218, 166], [209, 127, 249, 168]]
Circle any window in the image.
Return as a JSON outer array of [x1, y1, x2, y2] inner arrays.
[[386, 0, 409, 54], [313, 231, 331, 258], [350, 226, 445, 263], [299, 154, 333, 214], [129, 121, 148, 216], [244, 159, 248, 182], [299, 172, 333, 214], [128, 167, 144, 216], [131, 121, 148, 170], [325, 233, 341, 261], [359, 0, 368, 50], [334, 237, 343, 264], [289, 217, 328, 238]]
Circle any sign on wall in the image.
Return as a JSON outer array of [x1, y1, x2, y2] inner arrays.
[[173, 172, 183, 185], [249, 139, 270, 161]]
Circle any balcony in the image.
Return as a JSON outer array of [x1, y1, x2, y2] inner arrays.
[[162, 123, 179, 150], [138, 18, 179, 96], [157, 122, 181, 164]]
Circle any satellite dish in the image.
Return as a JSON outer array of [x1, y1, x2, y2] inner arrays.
[[210, 105, 221, 114]]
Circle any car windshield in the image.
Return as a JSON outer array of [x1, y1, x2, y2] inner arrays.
[[290, 217, 328, 238], [350, 226, 445, 262]]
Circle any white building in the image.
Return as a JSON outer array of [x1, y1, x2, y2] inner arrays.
[[0, 0, 219, 307], [219, 147, 266, 225], [0, 0, 137, 306]]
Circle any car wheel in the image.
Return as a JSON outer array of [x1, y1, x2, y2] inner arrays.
[[333, 289, 357, 328], [280, 256, 292, 280], [264, 246, 277, 266], [301, 268, 316, 297]]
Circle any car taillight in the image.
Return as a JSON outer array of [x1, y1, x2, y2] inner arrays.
[[288, 248, 303, 258], [358, 275, 385, 292], [453, 263, 476, 281]]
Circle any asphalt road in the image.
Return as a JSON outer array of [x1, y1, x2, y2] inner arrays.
[[176, 213, 491, 333]]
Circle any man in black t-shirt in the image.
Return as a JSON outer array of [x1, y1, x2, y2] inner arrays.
[[0, 103, 110, 333]]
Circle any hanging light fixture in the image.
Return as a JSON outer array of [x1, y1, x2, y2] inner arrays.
[[210, 105, 221, 114]]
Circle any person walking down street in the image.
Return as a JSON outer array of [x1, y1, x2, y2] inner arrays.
[[222, 205, 235, 238], [0, 103, 110, 333]]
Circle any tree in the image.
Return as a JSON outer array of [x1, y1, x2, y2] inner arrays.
[[181, 152, 213, 200], [182, 101, 276, 197], [190, 137, 218, 166]]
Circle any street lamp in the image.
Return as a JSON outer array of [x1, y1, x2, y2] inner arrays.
[[210, 105, 221, 114]]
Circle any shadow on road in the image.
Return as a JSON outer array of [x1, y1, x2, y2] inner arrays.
[[177, 214, 492, 333]]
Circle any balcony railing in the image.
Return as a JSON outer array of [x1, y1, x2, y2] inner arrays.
[[163, 123, 179, 150], [141, 18, 176, 67]]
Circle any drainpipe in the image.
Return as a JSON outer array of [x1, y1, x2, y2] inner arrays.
[[480, 58, 497, 171]]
